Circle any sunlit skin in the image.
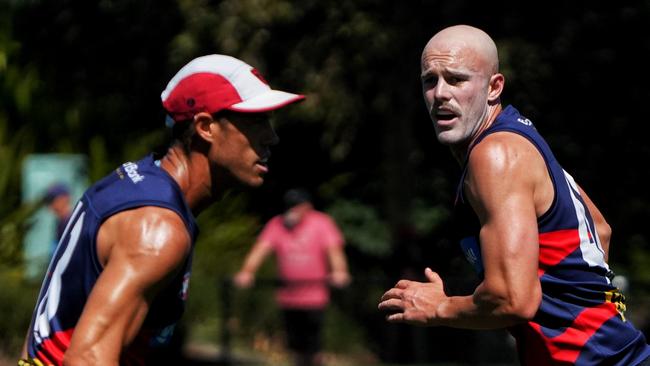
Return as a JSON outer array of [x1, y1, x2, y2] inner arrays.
[[160, 111, 279, 214], [420, 25, 503, 163], [18, 111, 281, 366], [208, 112, 279, 190], [378, 25, 612, 330]]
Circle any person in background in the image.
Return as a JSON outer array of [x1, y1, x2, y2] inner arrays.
[[378, 24, 650, 365], [43, 183, 72, 249], [234, 188, 351, 366]]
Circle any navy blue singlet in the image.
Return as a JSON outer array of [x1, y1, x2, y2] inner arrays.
[[26, 155, 198, 366], [454, 106, 650, 365]]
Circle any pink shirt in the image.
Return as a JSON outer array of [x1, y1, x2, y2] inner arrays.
[[259, 210, 344, 309]]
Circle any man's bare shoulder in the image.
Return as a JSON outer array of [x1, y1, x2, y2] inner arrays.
[[465, 131, 552, 217], [468, 131, 545, 175], [97, 206, 192, 269]]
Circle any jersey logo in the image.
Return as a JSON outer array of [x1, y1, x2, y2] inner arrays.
[[122, 162, 145, 183], [460, 236, 484, 275], [517, 117, 533, 126]]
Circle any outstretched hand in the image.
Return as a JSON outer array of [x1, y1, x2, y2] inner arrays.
[[329, 271, 351, 288], [378, 268, 448, 326], [233, 271, 255, 289]]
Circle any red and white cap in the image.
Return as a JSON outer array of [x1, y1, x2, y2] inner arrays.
[[161, 54, 305, 123]]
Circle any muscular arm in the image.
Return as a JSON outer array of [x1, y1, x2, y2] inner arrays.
[[444, 133, 542, 327], [379, 133, 545, 329], [63, 207, 191, 366], [578, 185, 612, 261]]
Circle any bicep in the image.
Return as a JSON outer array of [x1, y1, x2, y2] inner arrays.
[[66, 207, 191, 364], [465, 136, 541, 305]]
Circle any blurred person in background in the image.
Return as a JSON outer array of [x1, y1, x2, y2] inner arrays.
[[43, 183, 72, 255], [20, 54, 304, 366], [378, 24, 650, 365], [234, 188, 351, 366]]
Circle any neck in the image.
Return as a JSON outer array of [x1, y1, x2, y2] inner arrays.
[[451, 103, 503, 164], [159, 145, 216, 216]]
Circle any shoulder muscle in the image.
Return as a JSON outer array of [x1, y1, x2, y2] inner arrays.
[[97, 206, 192, 282], [465, 132, 549, 220]]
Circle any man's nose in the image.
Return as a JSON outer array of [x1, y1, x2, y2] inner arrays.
[[433, 80, 451, 101], [265, 127, 280, 146]]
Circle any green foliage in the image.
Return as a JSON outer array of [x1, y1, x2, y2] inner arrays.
[[323, 303, 368, 353], [184, 193, 262, 339], [193, 193, 261, 278], [0, 201, 40, 269], [410, 199, 450, 238], [0, 2, 39, 270], [0, 269, 39, 356], [627, 235, 650, 295], [327, 199, 391, 257], [0, 4, 43, 355]]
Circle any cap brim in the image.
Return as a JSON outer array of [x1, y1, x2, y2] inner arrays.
[[228, 90, 305, 113]]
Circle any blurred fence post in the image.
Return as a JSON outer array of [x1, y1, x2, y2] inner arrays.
[[220, 277, 233, 365]]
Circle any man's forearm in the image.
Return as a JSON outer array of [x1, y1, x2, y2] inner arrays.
[[436, 283, 539, 329]]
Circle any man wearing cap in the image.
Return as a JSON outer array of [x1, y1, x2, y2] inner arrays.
[[234, 188, 351, 366], [20, 54, 304, 366]]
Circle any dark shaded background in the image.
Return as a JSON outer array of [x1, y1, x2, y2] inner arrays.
[[2, 1, 650, 364]]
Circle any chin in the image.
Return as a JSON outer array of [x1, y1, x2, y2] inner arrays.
[[435, 134, 455, 146], [244, 176, 265, 188], [436, 130, 466, 146]]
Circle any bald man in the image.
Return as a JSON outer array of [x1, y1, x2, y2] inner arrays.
[[378, 25, 650, 365]]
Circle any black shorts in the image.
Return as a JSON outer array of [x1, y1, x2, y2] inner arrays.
[[282, 308, 324, 354]]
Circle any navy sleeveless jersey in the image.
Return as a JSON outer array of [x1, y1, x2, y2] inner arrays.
[[26, 155, 199, 366], [454, 106, 650, 365]]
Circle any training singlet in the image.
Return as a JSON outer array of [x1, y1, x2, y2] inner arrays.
[[26, 155, 199, 366], [454, 105, 650, 365]]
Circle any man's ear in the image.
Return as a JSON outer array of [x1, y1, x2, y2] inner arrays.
[[488, 73, 505, 104], [193, 112, 217, 143]]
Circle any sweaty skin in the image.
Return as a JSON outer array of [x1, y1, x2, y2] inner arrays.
[[64, 207, 191, 365], [378, 25, 612, 330]]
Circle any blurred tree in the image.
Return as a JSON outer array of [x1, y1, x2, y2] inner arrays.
[[0, 1, 45, 356]]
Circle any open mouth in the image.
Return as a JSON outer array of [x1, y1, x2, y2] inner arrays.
[[256, 156, 270, 173], [435, 109, 457, 121]]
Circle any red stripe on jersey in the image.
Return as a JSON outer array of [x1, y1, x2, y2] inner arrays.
[[34, 351, 56, 366], [36, 328, 74, 366], [525, 302, 619, 364], [538, 229, 581, 276]]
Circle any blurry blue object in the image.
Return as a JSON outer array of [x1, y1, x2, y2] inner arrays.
[[21, 154, 88, 281], [43, 183, 70, 204]]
